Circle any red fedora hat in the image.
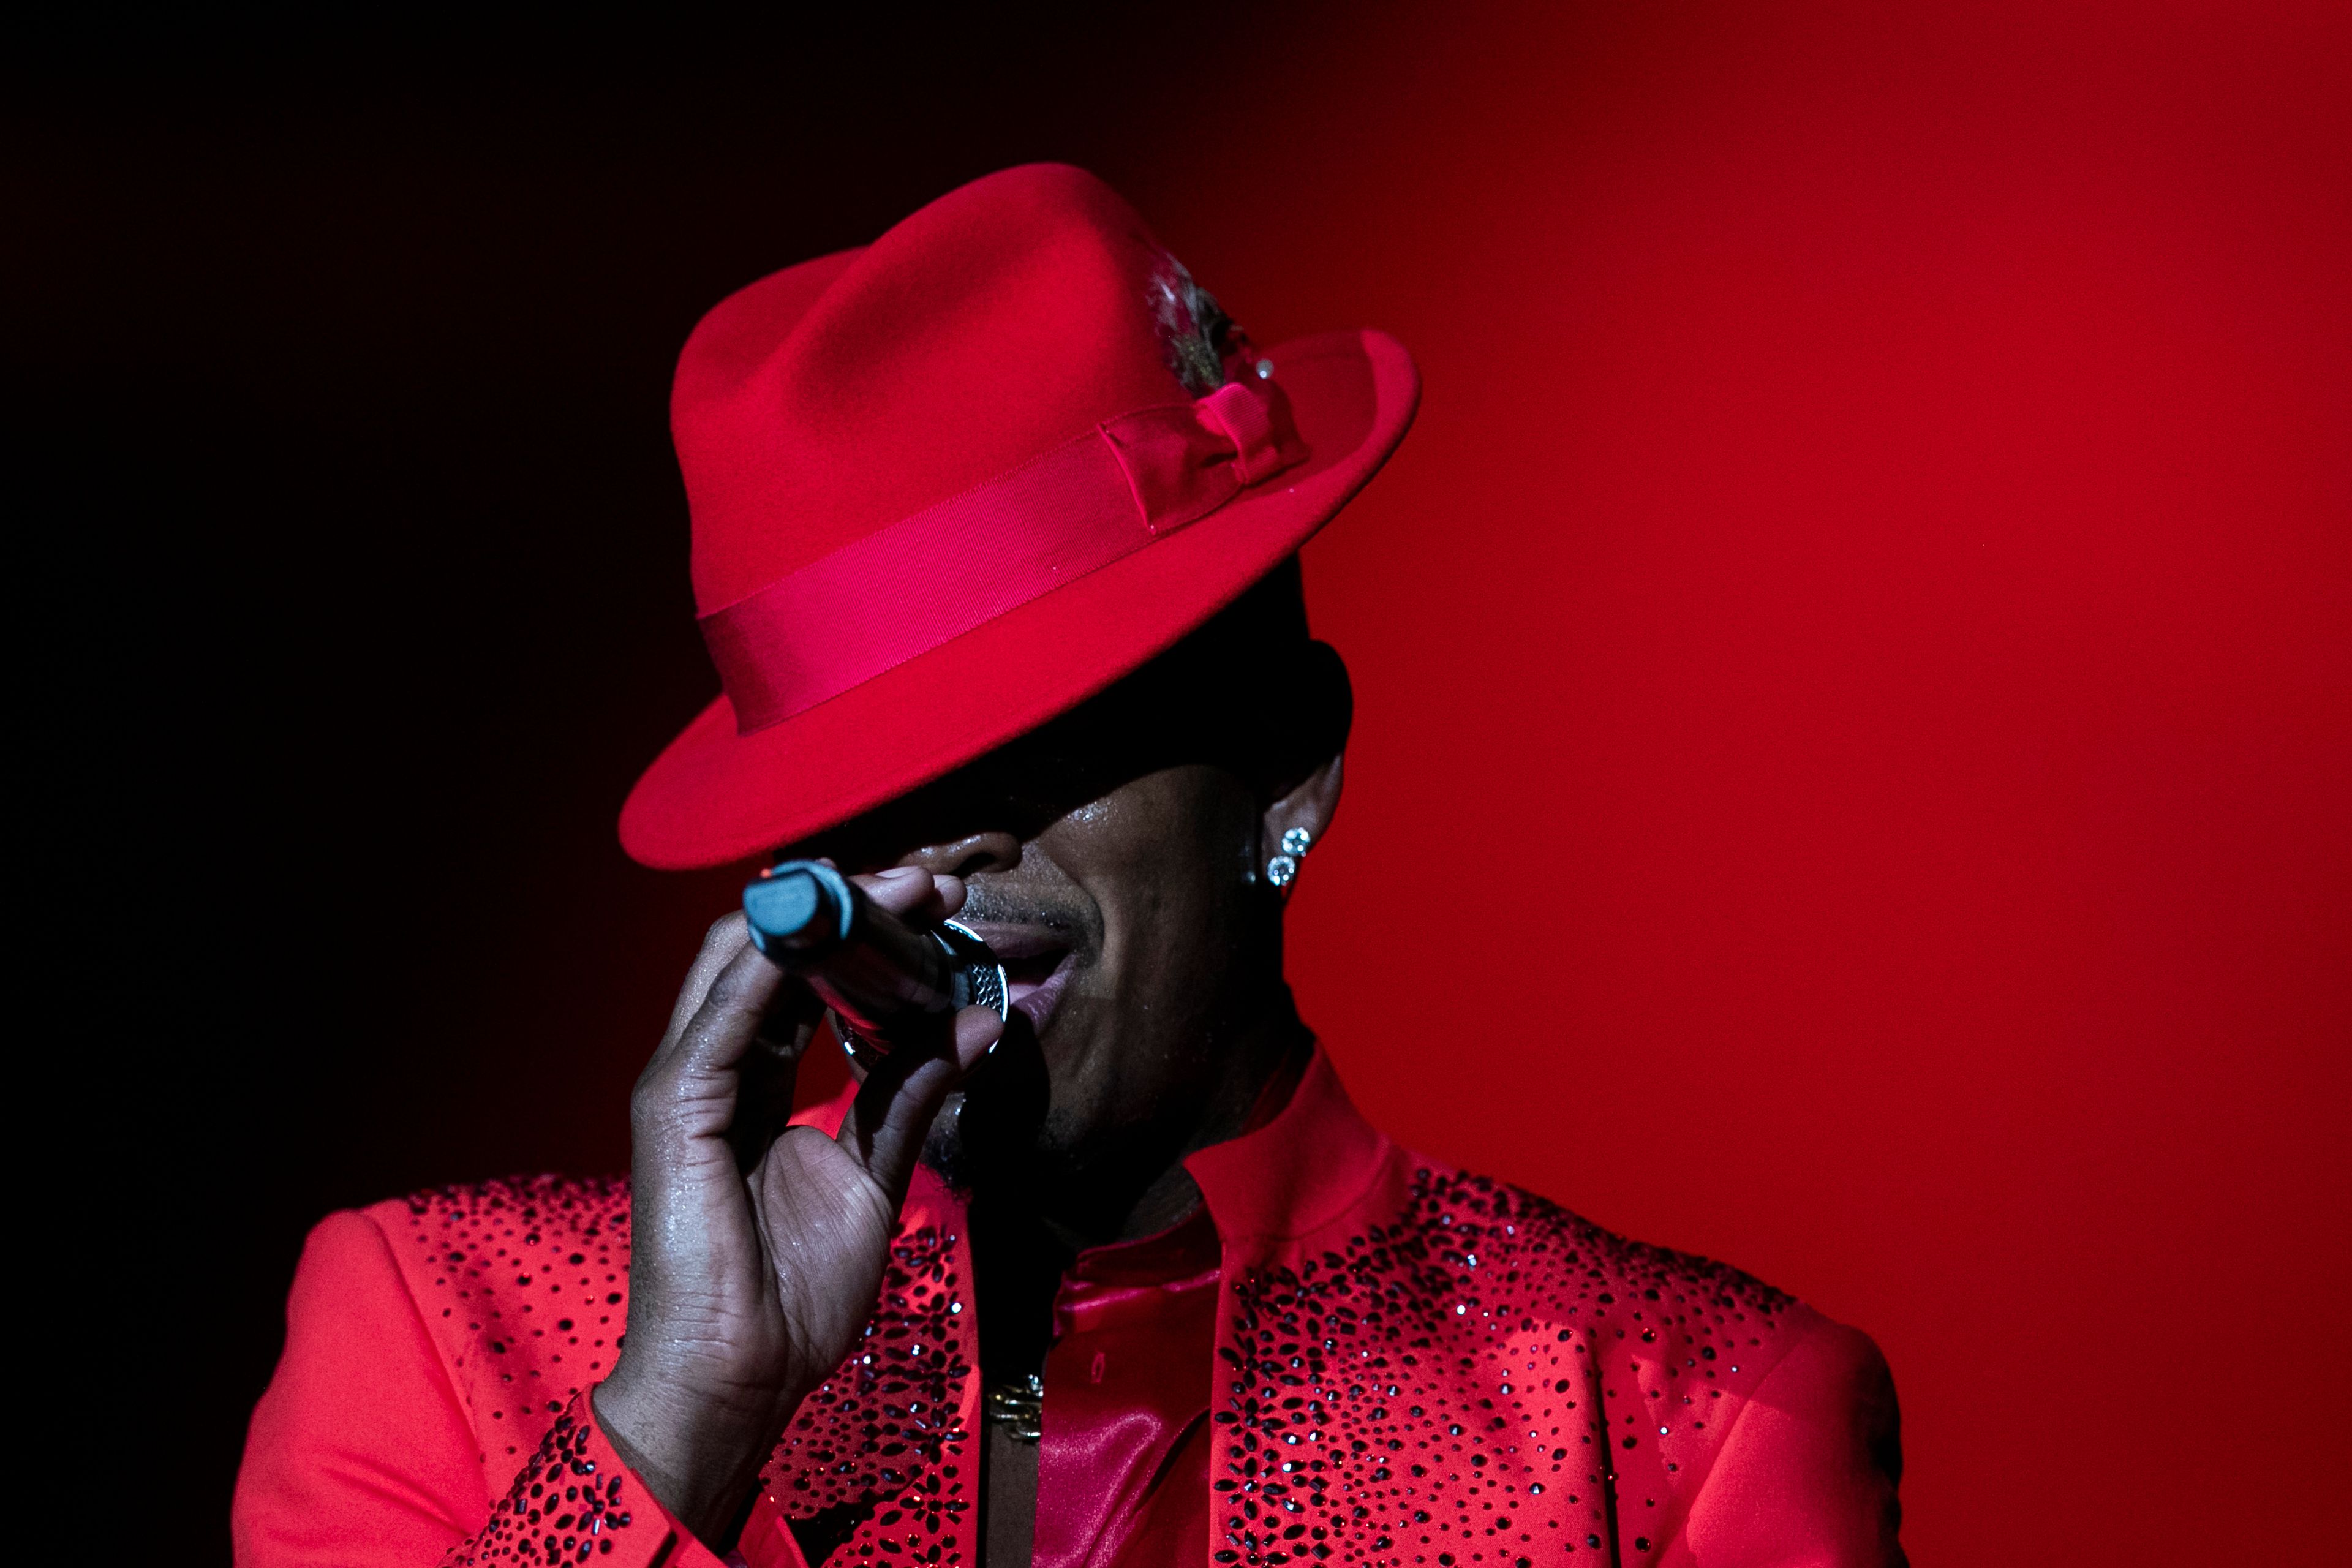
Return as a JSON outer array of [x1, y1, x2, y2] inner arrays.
[[620, 164, 1419, 869]]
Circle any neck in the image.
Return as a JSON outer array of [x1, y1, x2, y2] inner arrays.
[[1049, 987, 1314, 1248], [962, 989, 1314, 1387], [1074, 1004, 1314, 1248]]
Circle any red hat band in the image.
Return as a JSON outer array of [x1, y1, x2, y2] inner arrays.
[[703, 372, 1306, 733]]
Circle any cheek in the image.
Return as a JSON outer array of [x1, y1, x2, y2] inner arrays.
[[1050, 771, 1262, 977], [1120, 778, 1262, 972]]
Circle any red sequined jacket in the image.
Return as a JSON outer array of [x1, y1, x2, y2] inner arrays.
[[235, 1050, 1904, 1567]]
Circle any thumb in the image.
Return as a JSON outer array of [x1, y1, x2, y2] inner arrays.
[[835, 1005, 1004, 1197]]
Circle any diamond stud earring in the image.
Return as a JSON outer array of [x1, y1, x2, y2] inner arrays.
[[1267, 826, 1313, 888]]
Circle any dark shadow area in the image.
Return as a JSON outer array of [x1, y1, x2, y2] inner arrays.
[[4, 7, 1348, 1557]]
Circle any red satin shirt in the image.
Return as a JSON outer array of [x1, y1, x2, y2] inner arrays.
[[1032, 1202, 1220, 1568], [235, 1050, 1905, 1567]]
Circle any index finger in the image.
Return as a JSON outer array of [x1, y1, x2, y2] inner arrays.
[[643, 920, 788, 1093], [660, 911, 758, 1048]]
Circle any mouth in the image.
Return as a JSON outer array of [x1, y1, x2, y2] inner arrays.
[[965, 923, 1079, 1034]]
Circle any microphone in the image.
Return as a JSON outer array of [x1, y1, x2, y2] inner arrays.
[[742, 860, 1009, 1059]]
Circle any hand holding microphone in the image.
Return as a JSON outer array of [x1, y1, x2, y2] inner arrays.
[[744, 859, 1010, 1062], [595, 865, 1005, 1551]]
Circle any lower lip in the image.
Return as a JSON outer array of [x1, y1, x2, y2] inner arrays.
[[1009, 952, 1076, 1035]]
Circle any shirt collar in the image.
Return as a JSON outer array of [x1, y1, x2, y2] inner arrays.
[[1183, 1044, 1396, 1244]]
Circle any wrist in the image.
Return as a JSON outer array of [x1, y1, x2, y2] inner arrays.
[[593, 1363, 806, 1550]]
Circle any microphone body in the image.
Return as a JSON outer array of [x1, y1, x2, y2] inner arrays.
[[742, 861, 1009, 1058]]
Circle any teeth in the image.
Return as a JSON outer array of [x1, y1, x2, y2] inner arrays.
[[959, 921, 1078, 960]]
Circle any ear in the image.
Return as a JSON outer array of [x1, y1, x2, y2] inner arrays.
[[1260, 748, 1344, 894]]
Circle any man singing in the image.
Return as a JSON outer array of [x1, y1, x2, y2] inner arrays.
[[236, 164, 1905, 1568]]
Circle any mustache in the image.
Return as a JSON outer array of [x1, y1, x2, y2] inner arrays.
[[954, 880, 1101, 950]]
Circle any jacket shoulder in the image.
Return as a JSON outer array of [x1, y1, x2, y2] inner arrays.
[[1451, 1163, 1803, 1316], [1373, 1158, 1813, 1330], [1221, 1155, 1889, 1562], [356, 1175, 635, 1464]]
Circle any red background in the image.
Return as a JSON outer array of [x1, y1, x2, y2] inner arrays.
[[12, 4, 2345, 1563], [1240, 7, 2352, 1562]]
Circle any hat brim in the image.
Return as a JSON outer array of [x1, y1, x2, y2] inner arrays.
[[619, 328, 1419, 870]]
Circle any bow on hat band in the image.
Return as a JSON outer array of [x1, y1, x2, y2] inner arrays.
[[700, 375, 1308, 734]]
